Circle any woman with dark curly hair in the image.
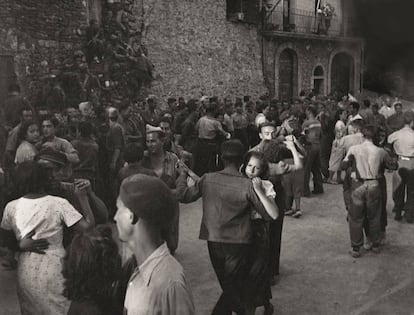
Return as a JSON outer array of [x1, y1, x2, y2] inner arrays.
[[63, 225, 122, 315], [0, 161, 92, 314], [14, 120, 40, 164]]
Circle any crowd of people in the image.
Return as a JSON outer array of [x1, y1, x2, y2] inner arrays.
[[0, 82, 413, 314]]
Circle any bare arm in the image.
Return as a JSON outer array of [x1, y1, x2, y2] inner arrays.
[[71, 184, 95, 232], [252, 178, 278, 220]]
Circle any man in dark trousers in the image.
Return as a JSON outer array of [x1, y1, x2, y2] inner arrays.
[[177, 140, 270, 315], [342, 125, 397, 257]]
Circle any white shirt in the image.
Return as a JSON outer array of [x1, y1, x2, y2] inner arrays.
[[124, 243, 194, 315]]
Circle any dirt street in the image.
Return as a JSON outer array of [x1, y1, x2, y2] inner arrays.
[[1, 173, 414, 314]]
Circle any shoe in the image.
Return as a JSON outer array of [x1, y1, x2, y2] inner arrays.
[[312, 190, 324, 195], [303, 192, 311, 198], [363, 240, 373, 251], [394, 213, 402, 221], [270, 274, 278, 286], [371, 246, 380, 254], [264, 302, 274, 315], [292, 210, 302, 218], [350, 248, 361, 258], [285, 209, 295, 216]]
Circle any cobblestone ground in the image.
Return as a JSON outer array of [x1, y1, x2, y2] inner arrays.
[[1, 173, 414, 315]]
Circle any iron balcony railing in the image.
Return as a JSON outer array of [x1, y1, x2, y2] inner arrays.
[[262, 8, 358, 37]]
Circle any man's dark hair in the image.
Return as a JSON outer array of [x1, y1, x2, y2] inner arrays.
[[361, 125, 376, 140], [259, 121, 276, 133], [124, 143, 144, 163], [42, 115, 59, 128], [118, 100, 130, 112], [403, 112, 414, 125], [243, 96, 250, 103], [19, 107, 33, 116], [79, 121, 94, 138], [8, 83, 20, 93], [306, 105, 318, 117], [187, 99, 197, 112], [13, 161, 47, 197], [221, 140, 244, 166], [372, 103, 379, 110], [350, 101, 360, 111], [167, 97, 176, 104], [159, 116, 172, 126], [363, 99, 371, 108], [62, 225, 121, 310], [349, 119, 364, 131]]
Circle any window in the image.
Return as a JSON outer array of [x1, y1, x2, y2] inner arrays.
[[0, 55, 17, 103], [86, 0, 102, 25], [226, 0, 259, 24]]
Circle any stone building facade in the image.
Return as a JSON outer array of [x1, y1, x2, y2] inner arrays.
[[0, 0, 363, 107], [261, 0, 364, 99], [0, 0, 88, 103]]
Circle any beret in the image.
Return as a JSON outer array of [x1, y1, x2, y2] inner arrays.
[[119, 174, 175, 226]]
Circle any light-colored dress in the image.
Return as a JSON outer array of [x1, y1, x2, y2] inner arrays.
[[15, 140, 37, 164], [0, 195, 82, 315], [329, 120, 347, 172]]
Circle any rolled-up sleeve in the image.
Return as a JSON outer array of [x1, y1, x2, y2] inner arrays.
[[176, 173, 203, 203]]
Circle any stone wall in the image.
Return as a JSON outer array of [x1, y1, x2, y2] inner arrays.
[[263, 35, 363, 98], [0, 0, 87, 104], [140, 0, 267, 99]]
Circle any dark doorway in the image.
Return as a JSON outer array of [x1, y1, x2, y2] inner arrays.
[[278, 49, 298, 101], [331, 52, 354, 95], [0, 55, 17, 105]]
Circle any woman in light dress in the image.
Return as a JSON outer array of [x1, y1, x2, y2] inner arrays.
[[0, 161, 93, 315], [327, 108, 348, 184], [14, 120, 41, 164]]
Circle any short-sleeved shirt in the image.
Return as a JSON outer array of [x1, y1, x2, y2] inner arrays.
[[124, 243, 194, 315], [71, 138, 99, 177], [15, 140, 37, 164], [43, 136, 79, 164], [302, 118, 321, 144], [106, 122, 125, 153], [142, 151, 179, 189], [388, 126, 414, 157], [251, 179, 276, 220], [344, 141, 391, 179], [1, 195, 82, 242], [196, 116, 223, 140], [231, 112, 249, 129]]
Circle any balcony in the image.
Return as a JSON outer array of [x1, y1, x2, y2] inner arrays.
[[261, 8, 359, 39]]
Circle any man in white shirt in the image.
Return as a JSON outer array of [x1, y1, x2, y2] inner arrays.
[[115, 174, 194, 315]]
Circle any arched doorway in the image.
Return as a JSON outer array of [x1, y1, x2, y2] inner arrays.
[[313, 65, 324, 95], [331, 52, 354, 96], [278, 49, 298, 101]]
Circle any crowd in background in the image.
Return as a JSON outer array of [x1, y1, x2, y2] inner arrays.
[[0, 82, 413, 314]]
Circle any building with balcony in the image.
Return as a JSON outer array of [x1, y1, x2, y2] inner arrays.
[[259, 0, 364, 99]]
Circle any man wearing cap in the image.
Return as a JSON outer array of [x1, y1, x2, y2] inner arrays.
[[387, 113, 414, 222], [142, 124, 180, 254], [177, 140, 271, 314], [115, 174, 194, 315]]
